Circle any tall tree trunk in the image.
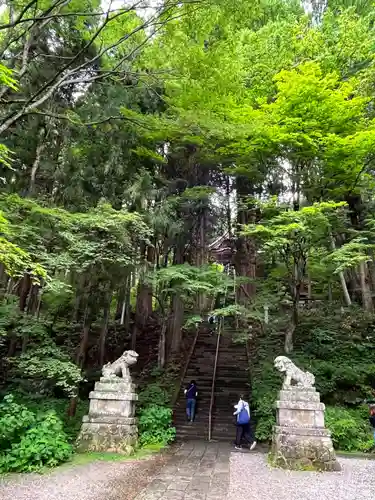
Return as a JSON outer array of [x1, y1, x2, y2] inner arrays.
[[235, 177, 257, 304], [158, 321, 167, 369], [76, 302, 91, 369], [98, 302, 110, 366], [68, 304, 91, 418], [29, 127, 46, 195], [328, 282, 333, 303], [166, 241, 185, 357], [285, 284, 300, 354], [307, 270, 312, 309], [18, 274, 31, 311], [72, 274, 86, 323], [368, 253, 375, 292], [196, 208, 208, 312], [116, 286, 125, 319], [359, 261, 373, 312], [169, 295, 184, 355], [330, 233, 352, 306], [225, 175, 232, 235], [132, 246, 154, 350], [21, 285, 40, 353]]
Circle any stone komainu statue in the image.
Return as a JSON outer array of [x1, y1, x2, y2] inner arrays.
[[274, 356, 315, 389], [102, 350, 138, 379]]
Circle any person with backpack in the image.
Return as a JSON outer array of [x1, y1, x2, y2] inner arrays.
[[370, 406, 375, 443], [233, 394, 256, 450], [184, 380, 198, 423]]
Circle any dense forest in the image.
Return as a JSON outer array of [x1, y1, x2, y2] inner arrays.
[[1, 0, 375, 471]]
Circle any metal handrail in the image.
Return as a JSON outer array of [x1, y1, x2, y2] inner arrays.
[[171, 324, 200, 407], [208, 318, 222, 441]]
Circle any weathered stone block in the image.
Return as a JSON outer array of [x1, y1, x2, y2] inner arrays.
[[271, 356, 340, 472], [76, 350, 139, 454], [76, 421, 138, 454], [270, 428, 340, 471]]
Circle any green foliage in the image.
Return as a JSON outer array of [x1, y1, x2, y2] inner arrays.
[[138, 405, 176, 447], [138, 383, 171, 407], [251, 360, 279, 441], [0, 210, 46, 281], [251, 307, 375, 446], [11, 396, 89, 444], [2, 0, 375, 463], [150, 264, 232, 316], [8, 343, 82, 397], [0, 64, 17, 91], [0, 395, 72, 472], [326, 406, 374, 452], [243, 201, 347, 271], [327, 237, 373, 273], [0, 144, 13, 168], [0, 305, 82, 397]]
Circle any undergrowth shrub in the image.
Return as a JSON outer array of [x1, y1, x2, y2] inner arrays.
[[138, 404, 176, 447], [11, 395, 89, 444], [136, 367, 179, 449], [0, 395, 72, 472], [325, 406, 374, 452], [138, 383, 171, 407], [250, 308, 375, 448]]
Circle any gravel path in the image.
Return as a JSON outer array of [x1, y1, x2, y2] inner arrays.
[[1, 446, 374, 500], [0, 453, 170, 500], [228, 452, 375, 500]]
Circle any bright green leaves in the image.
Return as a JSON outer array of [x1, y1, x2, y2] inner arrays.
[[0, 195, 150, 289], [149, 263, 232, 314], [242, 201, 349, 288], [0, 209, 46, 281], [0, 64, 17, 90], [0, 64, 16, 168], [268, 62, 367, 137], [243, 201, 345, 255], [327, 237, 373, 274], [0, 395, 72, 472]]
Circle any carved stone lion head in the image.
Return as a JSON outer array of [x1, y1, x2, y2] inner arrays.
[[122, 350, 139, 366], [274, 355, 288, 373]]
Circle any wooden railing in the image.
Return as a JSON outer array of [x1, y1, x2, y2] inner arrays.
[[208, 318, 222, 441]]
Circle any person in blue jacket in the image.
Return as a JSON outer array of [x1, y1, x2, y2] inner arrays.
[[233, 394, 257, 450], [184, 380, 198, 423]]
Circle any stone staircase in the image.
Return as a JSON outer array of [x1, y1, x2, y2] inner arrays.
[[173, 326, 250, 441]]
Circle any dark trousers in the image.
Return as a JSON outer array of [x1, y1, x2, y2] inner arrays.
[[186, 398, 196, 421], [235, 423, 254, 446]]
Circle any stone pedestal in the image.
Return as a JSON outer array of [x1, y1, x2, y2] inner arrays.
[[76, 376, 138, 454], [270, 387, 340, 471]]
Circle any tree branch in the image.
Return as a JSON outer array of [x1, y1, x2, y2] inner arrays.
[[0, 1, 200, 135], [27, 110, 147, 128]]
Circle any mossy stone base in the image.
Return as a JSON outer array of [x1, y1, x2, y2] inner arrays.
[[76, 421, 138, 454], [270, 429, 341, 472], [76, 376, 138, 455]]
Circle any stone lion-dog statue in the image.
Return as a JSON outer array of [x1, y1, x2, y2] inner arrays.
[[102, 350, 138, 379], [274, 356, 315, 389]]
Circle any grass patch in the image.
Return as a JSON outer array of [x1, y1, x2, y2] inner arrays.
[[337, 450, 375, 459], [56, 443, 168, 470]]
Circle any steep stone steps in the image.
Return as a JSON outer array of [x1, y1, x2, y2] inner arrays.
[[173, 326, 250, 441]]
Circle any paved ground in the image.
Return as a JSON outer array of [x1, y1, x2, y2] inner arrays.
[[1, 442, 374, 500], [134, 441, 230, 500]]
